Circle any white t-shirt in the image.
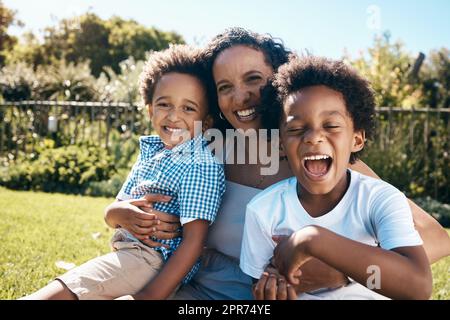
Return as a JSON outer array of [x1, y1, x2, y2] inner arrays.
[[239, 169, 423, 300]]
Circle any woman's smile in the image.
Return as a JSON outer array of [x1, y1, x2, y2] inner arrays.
[[234, 107, 258, 122]]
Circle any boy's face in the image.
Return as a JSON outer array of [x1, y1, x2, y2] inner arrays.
[[148, 72, 212, 148], [280, 85, 365, 196]]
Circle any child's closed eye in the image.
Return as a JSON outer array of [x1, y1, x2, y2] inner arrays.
[[286, 127, 306, 134], [324, 123, 342, 131], [183, 105, 197, 112]]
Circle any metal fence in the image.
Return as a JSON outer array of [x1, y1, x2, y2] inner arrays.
[[0, 100, 449, 200], [0, 101, 151, 159]]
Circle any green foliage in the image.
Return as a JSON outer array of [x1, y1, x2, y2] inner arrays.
[[362, 112, 449, 204], [0, 60, 100, 101], [421, 48, 450, 109], [7, 13, 184, 76], [348, 32, 449, 111], [85, 169, 129, 198], [0, 144, 116, 194], [36, 60, 100, 101], [85, 131, 140, 197], [347, 32, 422, 108], [0, 57, 144, 103], [96, 57, 145, 104], [0, 62, 37, 100], [0, 0, 22, 66]]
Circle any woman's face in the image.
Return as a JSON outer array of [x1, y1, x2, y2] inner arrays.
[[212, 45, 274, 131]]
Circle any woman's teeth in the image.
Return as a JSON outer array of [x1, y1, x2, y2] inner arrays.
[[235, 108, 257, 121]]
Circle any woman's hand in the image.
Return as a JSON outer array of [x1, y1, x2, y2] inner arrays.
[[253, 260, 350, 299], [104, 194, 181, 247], [252, 269, 297, 300]]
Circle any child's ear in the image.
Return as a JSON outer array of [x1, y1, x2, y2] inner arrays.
[[202, 115, 214, 132], [351, 130, 365, 153]]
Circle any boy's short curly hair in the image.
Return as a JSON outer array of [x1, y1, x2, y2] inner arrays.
[[202, 27, 292, 133], [261, 55, 376, 163], [139, 44, 215, 109]]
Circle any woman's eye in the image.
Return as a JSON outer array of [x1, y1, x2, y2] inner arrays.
[[217, 84, 231, 93], [157, 103, 169, 108], [325, 125, 340, 130]]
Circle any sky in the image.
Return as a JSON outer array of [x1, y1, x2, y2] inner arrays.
[[4, 0, 450, 59]]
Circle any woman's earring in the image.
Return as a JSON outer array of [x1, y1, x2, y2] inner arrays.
[[219, 112, 225, 120]]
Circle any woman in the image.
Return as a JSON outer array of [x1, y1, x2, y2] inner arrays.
[[27, 27, 450, 300], [175, 27, 450, 300], [175, 27, 449, 299]]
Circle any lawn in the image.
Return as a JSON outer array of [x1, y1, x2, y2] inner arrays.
[[0, 187, 449, 300]]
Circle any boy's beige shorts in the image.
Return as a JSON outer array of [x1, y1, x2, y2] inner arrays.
[[57, 229, 169, 300]]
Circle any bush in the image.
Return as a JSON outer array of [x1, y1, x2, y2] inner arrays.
[[0, 62, 37, 101], [85, 168, 129, 197], [0, 144, 116, 194], [362, 112, 449, 204], [84, 132, 140, 198]]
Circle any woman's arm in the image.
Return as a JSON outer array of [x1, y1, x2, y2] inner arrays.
[[273, 226, 433, 300], [350, 160, 450, 263], [104, 194, 181, 247]]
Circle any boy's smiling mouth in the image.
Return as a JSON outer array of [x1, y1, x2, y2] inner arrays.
[[162, 125, 187, 134], [302, 154, 333, 179]]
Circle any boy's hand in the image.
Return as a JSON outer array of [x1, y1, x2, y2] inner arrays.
[[272, 231, 313, 285]]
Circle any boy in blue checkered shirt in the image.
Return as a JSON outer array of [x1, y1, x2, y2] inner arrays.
[[54, 45, 225, 300]]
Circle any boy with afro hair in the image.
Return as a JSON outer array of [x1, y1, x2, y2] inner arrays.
[[240, 55, 432, 300], [55, 45, 225, 300]]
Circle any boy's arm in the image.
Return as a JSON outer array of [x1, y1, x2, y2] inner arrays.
[[273, 226, 433, 300], [132, 219, 209, 300], [350, 159, 450, 263]]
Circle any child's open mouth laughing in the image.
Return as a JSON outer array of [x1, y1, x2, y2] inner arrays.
[[302, 154, 333, 180]]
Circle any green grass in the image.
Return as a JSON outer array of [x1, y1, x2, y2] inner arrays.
[[431, 230, 450, 300], [0, 187, 449, 299], [0, 187, 114, 299]]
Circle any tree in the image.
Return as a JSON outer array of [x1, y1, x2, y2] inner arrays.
[[0, 0, 22, 66], [421, 48, 450, 109], [7, 13, 185, 76], [346, 32, 422, 108]]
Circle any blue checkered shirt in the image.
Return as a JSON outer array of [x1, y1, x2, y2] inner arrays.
[[116, 134, 225, 284]]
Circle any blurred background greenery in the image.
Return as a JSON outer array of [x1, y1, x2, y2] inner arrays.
[[0, 1, 449, 223]]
